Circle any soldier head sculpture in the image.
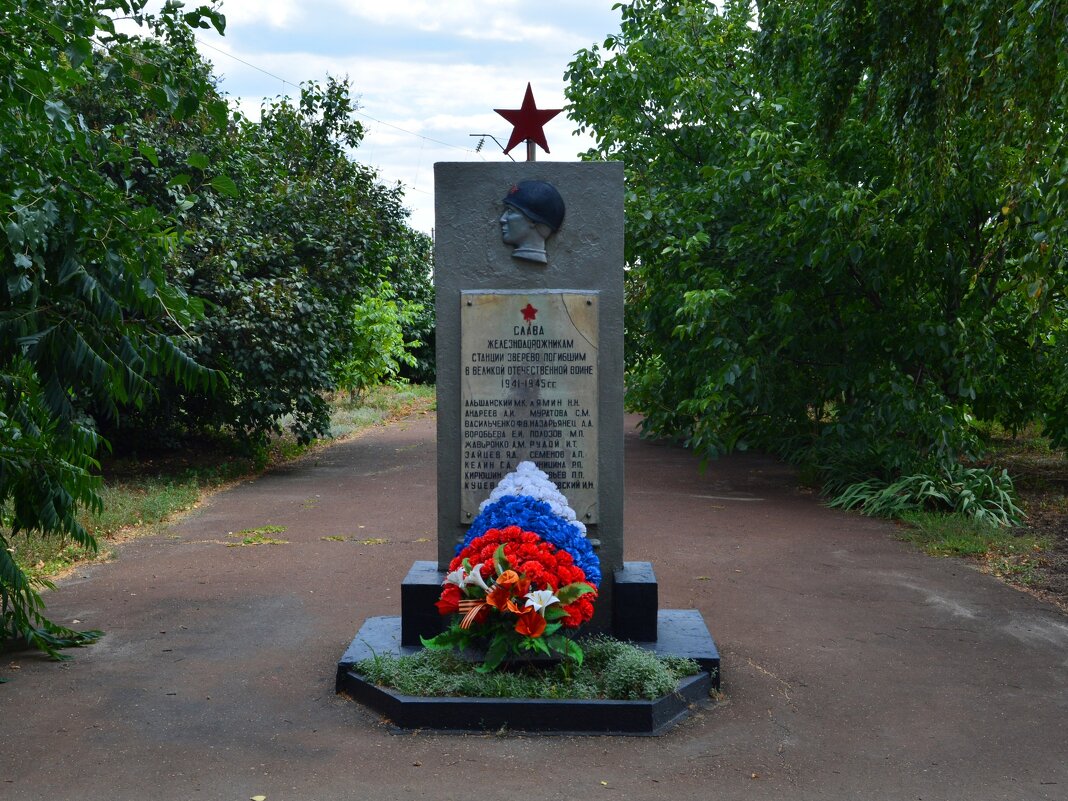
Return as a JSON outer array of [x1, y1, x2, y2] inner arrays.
[[499, 180, 565, 264]]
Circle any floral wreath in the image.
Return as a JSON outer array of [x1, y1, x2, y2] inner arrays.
[[423, 462, 599, 671]]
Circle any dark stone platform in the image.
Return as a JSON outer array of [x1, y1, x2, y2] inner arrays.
[[336, 610, 720, 735]]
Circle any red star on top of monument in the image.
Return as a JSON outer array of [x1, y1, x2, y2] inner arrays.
[[521, 303, 538, 322], [494, 83, 561, 156]]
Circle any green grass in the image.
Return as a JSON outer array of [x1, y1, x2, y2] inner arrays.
[[11, 384, 436, 580], [898, 511, 1049, 584], [327, 383, 436, 437], [11, 478, 206, 581], [227, 526, 289, 547], [355, 636, 704, 700]]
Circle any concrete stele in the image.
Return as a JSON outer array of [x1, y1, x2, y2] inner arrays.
[[434, 162, 625, 617]]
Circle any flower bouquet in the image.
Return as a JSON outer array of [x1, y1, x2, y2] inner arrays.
[[422, 462, 599, 672]]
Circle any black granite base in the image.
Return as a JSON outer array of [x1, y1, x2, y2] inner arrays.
[[336, 611, 720, 734]]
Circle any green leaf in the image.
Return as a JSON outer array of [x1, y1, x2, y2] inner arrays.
[[177, 94, 200, 120], [66, 37, 93, 69], [207, 99, 230, 128], [187, 152, 210, 170], [563, 638, 584, 667], [7, 273, 32, 296], [419, 630, 459, 650], [138, 143, 159, 167], [555, 582, 595, 605], [44, 100, 71, 126], [492, 543, 510, 574], [209, 174, 239, 198], [476, 636, 510, 673]]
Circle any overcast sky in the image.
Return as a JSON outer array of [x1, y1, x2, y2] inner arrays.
[[186, 1, 624, 233]]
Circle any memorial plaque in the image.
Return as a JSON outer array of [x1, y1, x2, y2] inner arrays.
[[460, 290, 598, 522]]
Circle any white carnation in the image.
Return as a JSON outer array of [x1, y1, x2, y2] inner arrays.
[[476, 461, 588, 538]]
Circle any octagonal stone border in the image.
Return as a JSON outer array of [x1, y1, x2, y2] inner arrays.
[[336, 611, 720, 735]]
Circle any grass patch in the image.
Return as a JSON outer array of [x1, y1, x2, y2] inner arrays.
[[11, 478, 205, 581], [12, 384, 435, 580], [898, 511, 1049, 584], [227, 525, 288, 547], [327, 383, 436, 438], [87, 480, 203, 537], [227, 535, 288, 547], [355, 636, 702, 701]]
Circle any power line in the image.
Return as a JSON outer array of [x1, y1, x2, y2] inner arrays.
[[17, 4, 482, 158], [194, 36, 479, 155]]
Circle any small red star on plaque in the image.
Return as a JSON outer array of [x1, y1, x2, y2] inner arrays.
[[521, 303, 538, 322], [495, 83, 561, 156]]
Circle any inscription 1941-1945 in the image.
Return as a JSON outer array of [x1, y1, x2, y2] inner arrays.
[[460, 290, 598, 523]]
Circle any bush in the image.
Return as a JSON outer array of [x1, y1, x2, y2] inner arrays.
[[829, 464, 1023, 526], [335, 283, 422, 404]]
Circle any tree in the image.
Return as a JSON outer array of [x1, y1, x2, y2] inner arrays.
[[70, 38, 433, 450], [168, 78, 420, 446], [565, 0, 1066, 516], [335, 282, 422, 403], [1, 0, 225, 655]]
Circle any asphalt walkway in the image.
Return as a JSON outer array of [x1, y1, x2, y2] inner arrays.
[[2, 412, 1066, 800]]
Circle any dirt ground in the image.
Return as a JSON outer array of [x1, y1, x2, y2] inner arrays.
[[94, 425, 1068, 612], [2, 412, 1067, 801], [1012, 484, 1068, 603]]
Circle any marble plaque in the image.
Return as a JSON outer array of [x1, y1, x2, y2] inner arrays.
[[460, 290, 598, 523]]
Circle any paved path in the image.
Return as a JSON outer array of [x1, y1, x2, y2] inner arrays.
[[2, 413, 1067, 801]]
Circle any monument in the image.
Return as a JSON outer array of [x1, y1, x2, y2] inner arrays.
[[336, 87, 719, 732], [433, 161, 625, 631]]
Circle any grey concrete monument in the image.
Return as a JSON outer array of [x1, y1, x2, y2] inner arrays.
[[434, 162, 625, 627], [337, 160, 720, 719]]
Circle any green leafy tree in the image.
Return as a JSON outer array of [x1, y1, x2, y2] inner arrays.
[[566, 0, 1066, 514], [65, 34, 433, 447], [1, 0, 225, 655], [383, 228, 436, 384], [89, 70, 430, 449], [187, 79, 430, 444], [335, 282, 422, 403]]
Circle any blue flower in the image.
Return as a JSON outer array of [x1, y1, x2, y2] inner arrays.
[[460, 495, 601, 586]]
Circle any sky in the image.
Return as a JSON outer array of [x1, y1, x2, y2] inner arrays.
[[183, 0, 625, 233]]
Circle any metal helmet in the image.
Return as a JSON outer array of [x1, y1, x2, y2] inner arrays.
[[502, 180, 565, 232]]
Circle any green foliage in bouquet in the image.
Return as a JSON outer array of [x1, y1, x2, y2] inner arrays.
[[421, 543, 596, 673]]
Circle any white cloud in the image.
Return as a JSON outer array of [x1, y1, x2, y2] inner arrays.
[[335, 0, 584, 45], [191, 1, 622, 232], [218, 0, 300, 29], [339, 0, 520, 30]]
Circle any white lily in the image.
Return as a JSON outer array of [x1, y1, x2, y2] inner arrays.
[[444, 567, 467, 587], [461, 563, 491, 593], [525, 589, 560, 613]]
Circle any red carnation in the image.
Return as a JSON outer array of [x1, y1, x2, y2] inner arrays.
[[448, 527, 597, 629], [436, 583, 462, 616]]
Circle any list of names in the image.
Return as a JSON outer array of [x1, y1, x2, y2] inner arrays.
[[460, 290, 598, 522]]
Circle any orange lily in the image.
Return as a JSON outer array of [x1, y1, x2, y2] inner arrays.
[[485, 585, 511, 610], [514, 607, 547, 638], [495, 570, 520, 588]]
